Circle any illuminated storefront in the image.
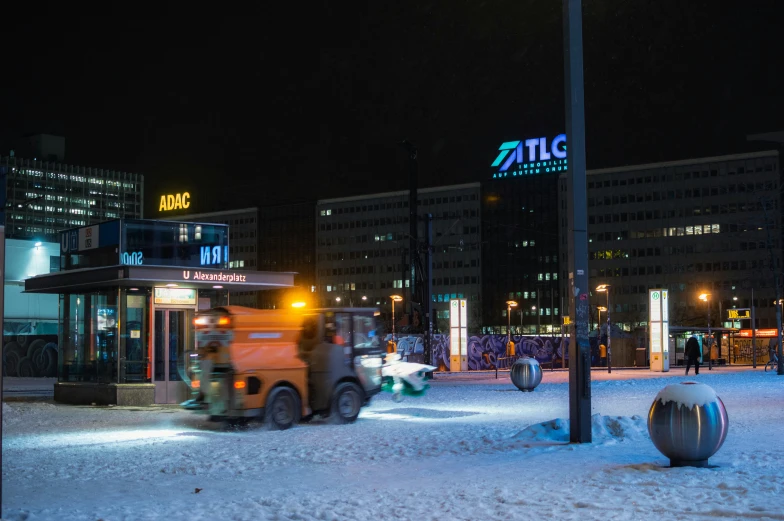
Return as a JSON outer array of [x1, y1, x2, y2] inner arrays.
[[25, 219, 294, 406]]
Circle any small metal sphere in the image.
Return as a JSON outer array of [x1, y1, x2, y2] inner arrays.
[[510, 357, 543, 392], [648, 382, 728, 467]]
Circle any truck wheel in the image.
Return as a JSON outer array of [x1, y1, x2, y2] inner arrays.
[[265, 387, 301, 430], [330, 382, 363, 424]]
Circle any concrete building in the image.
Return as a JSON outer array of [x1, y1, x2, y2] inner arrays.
[[316, 183, 482, 333], [163, 208, 259, 308], [564, 150, 782, 346]]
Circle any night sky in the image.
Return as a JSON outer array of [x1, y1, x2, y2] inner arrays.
[[2, 1, 782, 215]]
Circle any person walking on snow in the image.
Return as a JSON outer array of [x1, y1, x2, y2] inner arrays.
[[685, 335, 701, 375]]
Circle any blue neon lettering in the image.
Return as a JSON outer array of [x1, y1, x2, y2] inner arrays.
[[551, 134, 566, 159]]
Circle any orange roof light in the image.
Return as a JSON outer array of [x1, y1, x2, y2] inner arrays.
[[234, 380, 246, 389]]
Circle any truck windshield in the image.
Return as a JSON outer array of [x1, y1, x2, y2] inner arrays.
[[353, 313, 381, 349]]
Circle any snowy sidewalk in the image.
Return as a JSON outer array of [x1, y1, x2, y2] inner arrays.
[[3, 369, 783, 520]]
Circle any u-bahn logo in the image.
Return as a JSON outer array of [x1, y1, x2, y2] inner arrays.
[[491, 134, 568, 178]]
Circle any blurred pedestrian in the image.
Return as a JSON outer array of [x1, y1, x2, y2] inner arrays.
[[685, 335, 701, 375]]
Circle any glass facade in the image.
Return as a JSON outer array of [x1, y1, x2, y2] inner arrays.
[[0, 156, 143, 242], [60, 219, 229, 270], [481, 172, 562, 333], [58, 286, 208, 385], [59, 289, 148, 383]]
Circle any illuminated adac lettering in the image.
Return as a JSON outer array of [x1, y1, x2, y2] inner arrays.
[[159, 192, 191, 212]]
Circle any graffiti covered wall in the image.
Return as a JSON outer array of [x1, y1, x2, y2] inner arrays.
[[394, 333, 611, 371], [2, 335, 58, 377]]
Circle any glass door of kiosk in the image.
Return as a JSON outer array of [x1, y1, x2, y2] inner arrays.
[[153, 309, 194, 404]]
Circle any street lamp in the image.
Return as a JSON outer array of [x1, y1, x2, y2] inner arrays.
[[597, 306, 607, 333], [390, 295, 403, 341], [506, 300, 518, 353], [531, 306, 537, 335], [596, 284, 612, 373], [699, 293, 713, 371], [361, 295, 367, 306]]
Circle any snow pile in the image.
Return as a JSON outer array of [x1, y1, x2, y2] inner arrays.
[[513, 414, 648, 443], [3, 402, 20, 426], [655, 381, 720, 409]]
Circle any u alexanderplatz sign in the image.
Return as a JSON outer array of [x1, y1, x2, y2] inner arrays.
[[491, 134, 567, 178]]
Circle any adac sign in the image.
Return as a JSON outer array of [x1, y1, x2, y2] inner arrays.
[[491, 134, 567, 178], [159, 192, 191, 212]]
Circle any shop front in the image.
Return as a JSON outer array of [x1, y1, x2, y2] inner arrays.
[[24, 219, 295, 406]]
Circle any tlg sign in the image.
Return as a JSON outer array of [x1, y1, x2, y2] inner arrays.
[[491, 134, 567, 178]]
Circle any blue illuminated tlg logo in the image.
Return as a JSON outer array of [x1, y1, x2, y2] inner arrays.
[[491, 134, 568, 178]]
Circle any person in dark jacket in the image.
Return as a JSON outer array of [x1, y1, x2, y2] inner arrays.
[[685, 336, 701, 375]]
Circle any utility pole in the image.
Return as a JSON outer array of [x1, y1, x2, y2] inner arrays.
[[402, 140, 418, 326], [423, 213, 433, 368], [752, 287, 757, 368], [564, 0, 592, 443]]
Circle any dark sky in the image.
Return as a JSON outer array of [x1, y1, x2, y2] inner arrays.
[[2, 1, 782, 214]]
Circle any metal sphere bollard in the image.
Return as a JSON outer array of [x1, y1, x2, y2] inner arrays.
[[648, 382, 728, 467], [510, 357, 543, 392]]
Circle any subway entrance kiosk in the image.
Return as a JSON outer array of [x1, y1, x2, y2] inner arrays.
[[24, 219, 294, 406]]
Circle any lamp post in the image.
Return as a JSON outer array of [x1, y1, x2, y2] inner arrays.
[[597, 306, 607, 334], [390, 295, 403, 341], [531, 306, 537, 335], [596, 284, 611, 373], [506, 300, 518, 355], [699, 293, 713, 371]]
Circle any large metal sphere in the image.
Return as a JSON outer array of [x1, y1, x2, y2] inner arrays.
[[510, 357, 543, 392], [648, 382, 728, 467]]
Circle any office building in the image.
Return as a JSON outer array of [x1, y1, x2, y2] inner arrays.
[[0, 153, 143, 242], [316, 184, 482, 333], [568, 150, 782, 341], [482, 167, 563, 334]]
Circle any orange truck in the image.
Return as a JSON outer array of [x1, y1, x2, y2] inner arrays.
[[190, 305, 384, 429]]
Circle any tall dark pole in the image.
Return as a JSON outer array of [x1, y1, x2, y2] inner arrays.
[[402, 140, 418, 324], [606, 289, 611, 373], [564, 0, 592, 443], [424, 213, 433, 368]]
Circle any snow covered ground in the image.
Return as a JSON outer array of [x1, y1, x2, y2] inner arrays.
[[2, 367, 783, 521]]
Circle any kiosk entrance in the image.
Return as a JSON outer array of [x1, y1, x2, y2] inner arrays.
[[24, 219, 295, 406], [153, 308, 193, 404]]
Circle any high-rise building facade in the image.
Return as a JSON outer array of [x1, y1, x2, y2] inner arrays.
[[316, 184, 482, 332], [0, 155, 143, 241], [482, 168, 563, 334], [565, 150, 782, 334]]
